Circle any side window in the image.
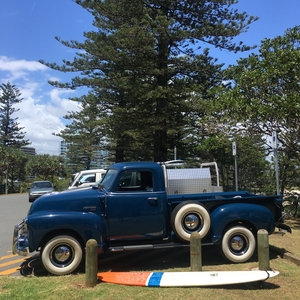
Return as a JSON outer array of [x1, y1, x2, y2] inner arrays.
[[79, 173, 96, 183], [115, 171, 153, 192], [140, 171, 153, 191]]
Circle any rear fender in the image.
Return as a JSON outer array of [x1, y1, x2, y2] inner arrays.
[[210, 203, 275, 244]]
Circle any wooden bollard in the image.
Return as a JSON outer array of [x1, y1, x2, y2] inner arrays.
[[257, 229, 270, 270], [190, 232, 202, 271], [85, 239, 98, 287]]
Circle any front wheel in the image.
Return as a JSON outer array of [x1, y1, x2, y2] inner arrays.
[[41, 235, 83, 275], [221, 226, 256, 263]]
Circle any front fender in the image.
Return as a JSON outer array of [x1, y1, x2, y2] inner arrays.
[[210, 203, 275, 244], [26, 211, 106, 252]]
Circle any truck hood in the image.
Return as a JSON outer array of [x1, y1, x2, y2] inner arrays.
[[28, 186, 106, 215]]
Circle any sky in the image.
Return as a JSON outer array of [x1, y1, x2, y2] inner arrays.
[[0, 0, 299, 155]]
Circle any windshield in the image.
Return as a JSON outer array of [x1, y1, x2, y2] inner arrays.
[[97, 168, 118, 190], [31, 182, 52, 188]]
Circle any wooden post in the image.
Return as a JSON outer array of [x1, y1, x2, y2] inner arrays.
[[85, 239, 98, 287], [190, 232, 202, 271], [257, 229, 270, 270]]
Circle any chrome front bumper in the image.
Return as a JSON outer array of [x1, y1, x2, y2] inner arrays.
[[12, 220, 29, 256]]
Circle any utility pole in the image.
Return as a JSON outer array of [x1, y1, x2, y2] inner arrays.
[[272, 131, 280, 195], [232, 142, 238, 191], [174, 146, 177, 160]]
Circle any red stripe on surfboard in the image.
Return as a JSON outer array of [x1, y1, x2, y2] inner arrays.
[[98, 272, 152, 286]]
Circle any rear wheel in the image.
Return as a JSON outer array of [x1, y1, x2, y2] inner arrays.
[[221, 226, 256, 263], [41, 235, 83, 275], [171, 202, 211, 242]]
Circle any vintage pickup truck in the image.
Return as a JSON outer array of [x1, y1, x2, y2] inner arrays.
[[13, 161, 290, 275]]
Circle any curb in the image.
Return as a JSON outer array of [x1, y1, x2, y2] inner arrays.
[[270, 244, 300, 266]]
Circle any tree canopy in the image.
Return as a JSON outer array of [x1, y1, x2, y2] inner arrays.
[[0, 146, 28, 193], [40, 0, 258, 162], [26, 154, 66, 183], [218, 26, 300, 193]]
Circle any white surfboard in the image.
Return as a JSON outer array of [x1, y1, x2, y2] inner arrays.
[[98, 270, 279, 287]]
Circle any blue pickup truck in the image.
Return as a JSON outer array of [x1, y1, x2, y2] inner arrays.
[[13, 161, 290, 275]]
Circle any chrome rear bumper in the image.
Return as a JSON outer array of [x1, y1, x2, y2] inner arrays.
[[12, 220, 29, 256]]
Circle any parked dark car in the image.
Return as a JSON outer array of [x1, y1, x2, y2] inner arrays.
[[28, 181, 55, 202]]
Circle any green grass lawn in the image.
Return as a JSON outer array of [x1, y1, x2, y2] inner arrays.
[[1, 245, 299, 300]]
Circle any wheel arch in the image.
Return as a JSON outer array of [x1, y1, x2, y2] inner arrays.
[[210, 203, 274, 244], [26, 212, 106, 252], [39, 229, 85, 251], [222, 220, 257, 237]]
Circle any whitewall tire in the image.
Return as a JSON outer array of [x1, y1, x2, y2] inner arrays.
[[171, 202, 211, 242], [41, 235, 83, 275], [221, 226, 256, 263]]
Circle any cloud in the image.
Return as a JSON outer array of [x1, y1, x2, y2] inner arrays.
[[0, 56, 47, 81], [49, 89, 81, 114], [14, 87, 82, 155], [15, 92, 72, 155], [0, 56, 82, 155], [0, 56, 46, 72]]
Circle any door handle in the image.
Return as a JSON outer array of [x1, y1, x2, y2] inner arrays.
[[148, 197, 158, 201]]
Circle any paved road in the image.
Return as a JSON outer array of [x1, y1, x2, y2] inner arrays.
[[0, 193, 32, 276]]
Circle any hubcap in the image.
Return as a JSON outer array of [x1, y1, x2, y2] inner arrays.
[[184, 213, 201, 230], [229, 234, 249, 255], [50, 245, 74, 267]]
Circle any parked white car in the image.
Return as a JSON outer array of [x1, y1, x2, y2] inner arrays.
[[68, 169, 107, 189]]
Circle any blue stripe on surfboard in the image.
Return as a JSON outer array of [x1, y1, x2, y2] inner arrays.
[[147, 272, 164, 287]]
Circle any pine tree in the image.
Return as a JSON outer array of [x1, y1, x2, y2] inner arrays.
[[40, 0, 257, 162], [55, 92, 107, 170], [0, 82, 30, 147]]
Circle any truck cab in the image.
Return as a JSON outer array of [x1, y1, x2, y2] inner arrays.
[[101, 162, 169, 241]]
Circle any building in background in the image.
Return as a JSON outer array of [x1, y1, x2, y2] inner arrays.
[[21, 146, 36, 156], [59, 139, 110, 169], [59, 139, 72, 157], [91, 149, 110, 169]]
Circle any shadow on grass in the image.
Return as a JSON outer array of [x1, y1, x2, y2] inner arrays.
[[18, 245, 280, 283], [18, 248, 280, 290], [202, 281, 280, 290]]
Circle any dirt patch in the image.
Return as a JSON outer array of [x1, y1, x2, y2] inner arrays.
[[283, 217, 300, 229]]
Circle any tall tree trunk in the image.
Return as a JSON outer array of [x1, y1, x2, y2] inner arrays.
[[115, 137, 125, 162]]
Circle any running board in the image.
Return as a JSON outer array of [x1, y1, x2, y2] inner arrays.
[[108, 242, 214, 252]]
